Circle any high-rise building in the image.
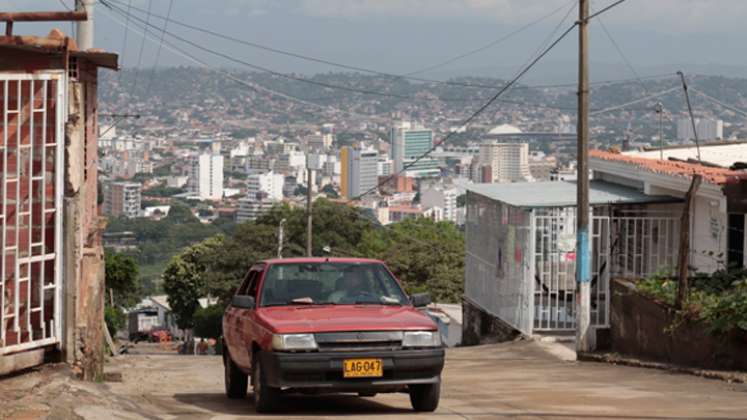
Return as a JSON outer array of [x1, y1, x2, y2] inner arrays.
[[676, 117, 723, 141], [390, 121, 440, 178], [420, 184, 459, 223], [475, 142, 532, 183], [247, 171, 285, 201], [236, 195, 276, 222], [306, 133, 334, 151], [103, 181, 141, 219], [341, 147, 379, 199], [188, 152, 224, 200]]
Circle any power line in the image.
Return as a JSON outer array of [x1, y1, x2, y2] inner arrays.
[[144, 0, 174, 94], [105, 0, 570, 91], [351, 22, 581, 201], [402, 0, 576, 77], [101, 0, 582, 111], [131, 0, 153, 92], [689, 87, 747, 118], [117, 0, 133, 83], [103, 0, 669, 94], [593, 13, 648, 93], [98, 3, 390, 120], [351, 0, 632, 201]]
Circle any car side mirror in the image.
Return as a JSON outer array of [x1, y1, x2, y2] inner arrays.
[[411, 293, 431, 308], [231, 295, 256, 310]]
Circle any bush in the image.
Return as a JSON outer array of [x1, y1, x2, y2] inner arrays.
[[105, 306, 126, 336], [194, 304, 225, 339], [636, 269, 747, 335]]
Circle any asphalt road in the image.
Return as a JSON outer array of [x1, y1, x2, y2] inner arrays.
[[99, 340, 747, 419], [3, 340, 747, 419]]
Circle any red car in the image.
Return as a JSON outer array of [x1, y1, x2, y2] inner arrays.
[[222, 258, 444, 413]]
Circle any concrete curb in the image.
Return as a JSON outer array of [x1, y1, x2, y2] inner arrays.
[[578, 352, 747, 384]]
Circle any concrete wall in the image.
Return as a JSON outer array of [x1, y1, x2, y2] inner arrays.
[[608, 279, 747, 371], [461, 298, 521, 346]]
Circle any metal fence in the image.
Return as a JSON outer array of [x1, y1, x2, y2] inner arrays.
[[465, 192, 534, 335], [465, 195, 681, 335], [0, 72, 64, 355]]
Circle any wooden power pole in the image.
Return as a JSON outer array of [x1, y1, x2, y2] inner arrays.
[[306, 162, 313, 257], [576, 0, 592, 352], [676, 175, 702, 309]]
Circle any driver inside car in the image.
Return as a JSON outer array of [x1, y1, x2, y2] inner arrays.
[[328, 269, 373, 304]]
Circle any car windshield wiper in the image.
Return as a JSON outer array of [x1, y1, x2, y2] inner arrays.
[[353, 299, 403, 306]]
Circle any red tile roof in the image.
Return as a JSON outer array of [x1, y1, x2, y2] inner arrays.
[[590, 149, 747, 185], [0, 29, 117, 69]]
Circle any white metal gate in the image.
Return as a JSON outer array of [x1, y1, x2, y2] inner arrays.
[[533, 211, 610, 331], [0, 73, 65, 355], [533, 210, 679, 332]]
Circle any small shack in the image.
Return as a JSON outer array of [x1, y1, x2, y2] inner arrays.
[[463, 180, 682, 340]]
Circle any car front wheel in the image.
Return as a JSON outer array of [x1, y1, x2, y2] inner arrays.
[[252, 351, 280, 413], [409, 378, 441, 412], [224, 350, 248, 399]]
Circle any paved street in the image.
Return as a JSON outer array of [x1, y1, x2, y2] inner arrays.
[[2, 341, 747, 419]]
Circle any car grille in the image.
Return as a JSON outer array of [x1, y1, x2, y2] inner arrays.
[[314, 331, 403, 352]]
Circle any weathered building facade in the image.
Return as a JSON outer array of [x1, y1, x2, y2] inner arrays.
[[0, 28, 116, 378]]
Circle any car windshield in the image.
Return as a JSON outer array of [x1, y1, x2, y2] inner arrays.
[[259, 262, 409, 307]]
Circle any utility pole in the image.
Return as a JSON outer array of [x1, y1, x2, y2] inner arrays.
[[655, 102, 664, 160], [277, 218, 286, 259], [677, 71, 702, 162], [306, 158, 313, 257], [576, 0, 592, 353], [75, 0, 95, 50]]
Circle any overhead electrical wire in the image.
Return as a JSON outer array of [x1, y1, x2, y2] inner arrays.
[[351, 22, 581, 201], [117, 0, 133, 83], [350, 0, 632, 201], [98, 3, 391, 120], [131, 0, 153, 92], [100, 0, 582, 112], [689, 87, 747, 118], [145, 0, 174, 94], [593, 13, 648, 93], [103, 0, 671, 93]]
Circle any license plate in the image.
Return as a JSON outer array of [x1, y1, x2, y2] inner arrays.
[[343, 358, 383, 378]]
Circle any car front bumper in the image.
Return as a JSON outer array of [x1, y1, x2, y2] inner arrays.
[[259, 348, 445, 390]]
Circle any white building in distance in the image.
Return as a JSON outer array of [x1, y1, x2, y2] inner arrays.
[[475, 142, 533, 183], [103, 181, 141, 219], [421, 184, 459, 223], [676, 117, 723, 141], [189, 152, 224, 200], [247, 171, 285, 202]]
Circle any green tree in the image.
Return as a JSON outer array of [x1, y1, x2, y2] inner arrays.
[[194, 304, 225, 339], [357, 218, 464, 302], [162, 236, 224, 330], [321, 184, 339, 198], [105, 252, 140, 307]]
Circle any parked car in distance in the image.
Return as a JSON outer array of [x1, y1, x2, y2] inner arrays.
[[222, 258, 444, 413]]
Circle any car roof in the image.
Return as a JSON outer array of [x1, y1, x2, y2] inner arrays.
[[261, 257, 385, 266]]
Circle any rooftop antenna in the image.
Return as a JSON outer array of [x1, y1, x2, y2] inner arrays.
[[676, 71, 702, 162]]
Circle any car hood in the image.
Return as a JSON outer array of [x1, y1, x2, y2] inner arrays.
[[257, 305, 437, 334]]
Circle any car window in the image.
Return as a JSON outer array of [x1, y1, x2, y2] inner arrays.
[[236, 270, 258, 296], [259, 262, 408, 307]]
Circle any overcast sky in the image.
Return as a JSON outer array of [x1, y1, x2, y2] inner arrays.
[[3, 0, 747, 81]]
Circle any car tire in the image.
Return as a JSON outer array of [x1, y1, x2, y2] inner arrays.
[[409, 379, 440, 412], [224, 351, 248, 399], [252, 351, 280, 413]]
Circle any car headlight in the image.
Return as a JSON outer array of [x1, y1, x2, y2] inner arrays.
[[272, 334, 318, 351], [402, 331, 441, 348]]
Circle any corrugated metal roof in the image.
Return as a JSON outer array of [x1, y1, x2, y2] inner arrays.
[[466, 180, 681, 208]]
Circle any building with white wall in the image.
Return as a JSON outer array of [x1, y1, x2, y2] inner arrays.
[[103, 181, 141, 219], [341, 146, 379, 199], [475, 142, 532, 183], [188, 152, 224, 200], [676, 117, 723, 141], [390, 120, 439, 178], [247, 171, 284, 201], [421, 184, 459, 223]]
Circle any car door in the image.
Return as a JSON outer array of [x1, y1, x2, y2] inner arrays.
[[224, 269, 256, 369], [237, 265, 264, 370], [227, 265, 263, 370]]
